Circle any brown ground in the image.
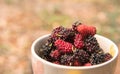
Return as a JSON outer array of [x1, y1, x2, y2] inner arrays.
[[0, 0, 120, 74]]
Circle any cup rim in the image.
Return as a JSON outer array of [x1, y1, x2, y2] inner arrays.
[[31, 34, 119, 69]]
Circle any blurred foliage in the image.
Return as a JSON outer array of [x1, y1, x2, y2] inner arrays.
[[39, 9, 72, 30]]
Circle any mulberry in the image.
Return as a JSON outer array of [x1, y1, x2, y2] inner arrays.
[[50, 26, 75, 41], [90, 53, 105, 65], [50, 50, 60, 60], [73, 49, 90, 64], [104, 53, 112, 61], [72, 21, 82, 32], [41, 42, 54, 61], [74, 34, 84, 49], [60, 54, 73, 66], [55, 39, 73, 53], [77, 24, 96, 38], [39, 21, 113, 66], [84, 63, 92, 66], [84, 36, 102, 54], [73, 60, 82, 66]]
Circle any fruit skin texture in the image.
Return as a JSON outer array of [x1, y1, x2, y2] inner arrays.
[[104, 53, 112, 61], [73, 49, 90, 64], [55, 39, 73, 53], [90, 53, 105, 65], [74, 34, 84, 49], [73, 60, 81, 66], [41, 42, 54, 61], [50, 26, 74, 42], [84, 36, 101, 54], [84, 63, 92, 66], [50, 50, 60, 60], [60, 54, 73, 66], [77, 24, 96, 38]]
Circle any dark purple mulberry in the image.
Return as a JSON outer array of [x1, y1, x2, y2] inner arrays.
[[84, 36, 102, 54], [41, 42, 54, 61], [104, 53, 112, 61], [50, 26, 75, 42], [90, 53, 105, 65], [73, 49, 90, 64], [60, 54, 73, 66]]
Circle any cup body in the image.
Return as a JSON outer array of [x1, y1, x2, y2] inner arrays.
[[31, 34, 118, 74]]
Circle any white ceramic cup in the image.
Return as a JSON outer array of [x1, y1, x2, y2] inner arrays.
[[31, 34, 118, 74]]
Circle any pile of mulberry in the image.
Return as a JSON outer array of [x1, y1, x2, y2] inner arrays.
[[39, 21, 112, 66]]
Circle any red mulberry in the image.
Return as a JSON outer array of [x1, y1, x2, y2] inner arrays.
[[74, 34, 84, 49], [50, 50, 60, 60], [84, 63, 92, 66], [73, 60, 82, 66], [55, 39, 73, 53], [77, 24, 96, 38]]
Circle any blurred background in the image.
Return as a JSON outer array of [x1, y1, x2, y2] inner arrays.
[[0, 0, 120, 74]]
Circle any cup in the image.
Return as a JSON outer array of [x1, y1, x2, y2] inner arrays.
[[31, 34, 118, 74]]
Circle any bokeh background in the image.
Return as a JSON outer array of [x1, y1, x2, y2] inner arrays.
[[0, 0, 120, 74]]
